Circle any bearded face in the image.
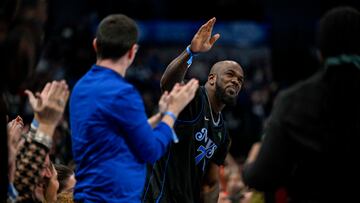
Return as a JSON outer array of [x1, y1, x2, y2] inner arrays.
[[210, 61, 244, 107], [215, 79, 237, 106]]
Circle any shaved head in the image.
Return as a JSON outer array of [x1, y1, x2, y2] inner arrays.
[[209, 60, 243, 76]]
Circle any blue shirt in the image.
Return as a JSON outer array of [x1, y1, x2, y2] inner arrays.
[[70, 65, 173, 203]]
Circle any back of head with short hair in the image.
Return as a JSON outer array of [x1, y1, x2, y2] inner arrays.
[[317, 6, 360, 58], [54, 164, 74, 193], [95, 14, 138, 60]]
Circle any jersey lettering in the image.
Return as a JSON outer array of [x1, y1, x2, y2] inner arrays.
[[194, 128, 218, 171]]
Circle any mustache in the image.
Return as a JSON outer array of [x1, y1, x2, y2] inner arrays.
[[215, 83, 237, 106]]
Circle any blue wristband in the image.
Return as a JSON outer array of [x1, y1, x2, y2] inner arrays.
[[31, 118, 39, 129], [8, 183, 18, 200], [186, 45, 198, 67], [164, 111, 177, 121], [171, 128, 179, 143], [163, 111, 179, 143]]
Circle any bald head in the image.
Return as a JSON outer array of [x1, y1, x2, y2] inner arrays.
[[209, 60, 243, 76]]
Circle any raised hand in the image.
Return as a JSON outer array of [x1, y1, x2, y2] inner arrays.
[[190, 17, 220, 53], [7, 116, 24, 182], [24, 80, 69, 127]]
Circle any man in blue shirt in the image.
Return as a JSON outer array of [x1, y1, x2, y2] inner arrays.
[[70, 14, 199, 202]]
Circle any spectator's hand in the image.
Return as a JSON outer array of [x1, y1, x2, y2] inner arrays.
[[158, 91, 170, 114], [190, 17, 220, 53], [25, 80, 69, 127], [167, 79, 199, 116], [7, 116, 24, 183]]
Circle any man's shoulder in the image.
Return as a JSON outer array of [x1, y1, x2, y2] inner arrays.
[[193, 86, 205, 101], [70, 70, 138, 113], [272, 71, 326, 121], [75, 70, 134, 93], [176, 87, 204, 122], [278, 71, 325, 103]]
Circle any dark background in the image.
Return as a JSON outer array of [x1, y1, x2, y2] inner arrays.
[[2, 0, 360, 163], [46, 0, 360, 84]]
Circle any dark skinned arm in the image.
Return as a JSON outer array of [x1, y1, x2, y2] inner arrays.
[[201, 163, 220, 203], [160, 17, 220, 91]]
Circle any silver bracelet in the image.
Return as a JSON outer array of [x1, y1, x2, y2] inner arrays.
[[32, 130, 53, 149]]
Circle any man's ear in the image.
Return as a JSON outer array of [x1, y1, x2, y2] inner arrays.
[[128, 44, 138, 60], [92, 38, 98, 53], [208, 73, 216, 86], [127, 44, 138, 65]]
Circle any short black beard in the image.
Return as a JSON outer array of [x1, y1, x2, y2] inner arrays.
[[215, 82, 237, 106]]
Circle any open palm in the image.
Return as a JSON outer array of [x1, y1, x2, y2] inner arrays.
[[190, 17, 220, 53], [25, 80, 69, 125]]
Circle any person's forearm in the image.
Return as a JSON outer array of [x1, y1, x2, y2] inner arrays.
[[201, 162, 221, 203], [160, 50, 190, 91]]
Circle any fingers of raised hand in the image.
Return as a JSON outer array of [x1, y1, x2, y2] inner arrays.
[[7, 117, 24, 145], [47, 80, 69, 108], [40, 82, 52, 99], [192, 18, 217, 52], [7, 120, 15, 132], [201, 17, 215, 30], [210, 33, 220, 45], [15, 115, 23, 125], [25, 89, 41, 111], [56, 80, 70, 107], [61, 81, 70, 103], [12, 123, 23, 138], [207, 17, 216, 32], [14, 116, 24, 129], [48, 81, 61, 100], [201, 17, 216, 34]]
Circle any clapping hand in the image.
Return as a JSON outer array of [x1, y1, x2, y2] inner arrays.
[[25, 80, 69, 128], [158, 91, 170, 114], [7, 116, 24, 182], [167, 79, 199, 116]]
